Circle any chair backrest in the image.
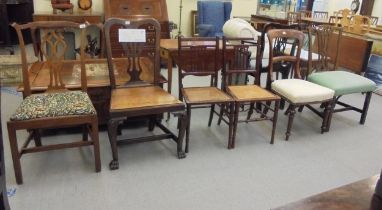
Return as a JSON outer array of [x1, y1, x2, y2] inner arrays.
[[222, 36, 260, 89], [104, 18, 161, 89], [12, 21, 88, 97], [337, 9, 351, 27], [367, 16, 379, 25], [300, 10, 312, 18], [267, 29, 304, 81], [352, 15, 371, 34], [197, 1, 232, 34], [287, 12, 301, 25], [313, 11, 329, 19], [307, 25, 343, 74], [177, 36, 219, 99]]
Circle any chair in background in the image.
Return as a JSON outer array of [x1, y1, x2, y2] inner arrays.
[[177, 36, 233, 151], [104, 18, 187, 170], [352, 15, 371, 34], [336, 9, 352, 27], [197, 0, 232, 37], [313, 11, 329, 19], [267, 29, 335, 140], [300, 10, 312, 18], [367, 16, 379, 25], [287, 12, 302, 25], [307, 26, 377, 132], [7, 21, 101, 184], [221, 37, 280, 147]]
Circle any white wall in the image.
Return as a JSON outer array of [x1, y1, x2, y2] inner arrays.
[[372, 0, 382, 24], [327, 0, 363, 15]]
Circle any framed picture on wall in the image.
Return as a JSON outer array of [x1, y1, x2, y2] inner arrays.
[[191, 10, 198, 37]]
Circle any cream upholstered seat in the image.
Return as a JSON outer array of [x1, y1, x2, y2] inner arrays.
[[271, 79, 334, 104]]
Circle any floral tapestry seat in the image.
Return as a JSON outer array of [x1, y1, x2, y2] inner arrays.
[[11, 91, 96, 121]]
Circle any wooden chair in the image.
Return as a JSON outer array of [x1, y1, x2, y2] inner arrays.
[[337, 9, 352, 27], [221, 37, 280, 147], [267, 29, 335, 140], [104, 18, 187, 170], [176, 36, 234, 151], [313, 11, 329, 19], [287, 12, 302, 25], [352, 15, 371, 34], [307, 26, 377, 132], [7, 21, 101, 184], [300, 10, 312, 18], [367, 16, 379, 25]]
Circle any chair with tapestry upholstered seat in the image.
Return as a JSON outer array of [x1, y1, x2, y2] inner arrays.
[[197, 0, 232, 37], [104, 18, 187, 170], [267, 29, 335, 140], [306, 25, 377, 132], [7, 21, 101, 185]]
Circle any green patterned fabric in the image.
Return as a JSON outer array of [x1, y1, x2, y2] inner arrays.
[[308, 71, 377, 96], [11, 91, 96, 121]]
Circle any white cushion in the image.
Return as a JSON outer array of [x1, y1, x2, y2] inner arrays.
[[271, 79, 335, 104], [223, 18, 260, 39]]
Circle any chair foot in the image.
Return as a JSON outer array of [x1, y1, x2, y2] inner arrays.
[[109, 160, 119, 170], [177, 151, 186, 159]]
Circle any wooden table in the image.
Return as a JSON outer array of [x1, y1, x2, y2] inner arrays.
[[300, 17, 332, 25], [160, 39, 178, 95], [33, 11, 104, 24], [18, 58, 166, 124], [273, 175, 379, 210]]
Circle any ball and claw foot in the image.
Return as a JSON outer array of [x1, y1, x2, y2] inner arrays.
[[109, 160, 119, 170], [177, 151, 186, 159]]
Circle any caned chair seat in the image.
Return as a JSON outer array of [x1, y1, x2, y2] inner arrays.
[[182, 87, 232, 104], [110, 86, 183, 110], [227, 85, 280, 102], [308, 71, 377, 96], [10, 91, 96, 121], [271, 79, 335, 104]]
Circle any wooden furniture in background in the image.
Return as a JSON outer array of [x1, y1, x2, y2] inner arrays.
[[177, 37, 233, 151], [313, 11, 329, 19], [287, 12, 301, 25], [299, 10, 312, 18], [221, 37, 280, 147], [272, 175, 379, 210], [33, 11, 103, 24], [104, 18, 187, 170], [250, 14, 288, 31], [368, 16, 379, 25], [50, 0, 73, 14], [8, 21, 101, 184], [0, 0, 34, 52]]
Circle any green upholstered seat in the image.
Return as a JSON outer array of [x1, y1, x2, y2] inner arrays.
[[308, 71, 377, 96], [11, 91, 96, 121]]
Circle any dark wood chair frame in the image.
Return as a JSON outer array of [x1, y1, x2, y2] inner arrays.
[[7, 21, 101, 185], [177, 36, 234, 151], [104, 18, 187, 170], [306, 25, 373, 132], [219, 37, 280, 147], [267, 29, 333, 140]]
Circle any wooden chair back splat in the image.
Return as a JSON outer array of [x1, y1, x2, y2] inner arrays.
[[8, 21, 101, 185]]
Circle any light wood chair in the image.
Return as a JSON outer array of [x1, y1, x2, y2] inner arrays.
[[267, 29, 335, 140], [352, 15, 371, 34], [176, 36, 234, 151], [221, 37, 280, 147], [7, 21, 101, 184], [104, 18, 187, 170]]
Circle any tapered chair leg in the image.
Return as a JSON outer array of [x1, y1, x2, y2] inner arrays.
[[82, 125, 88, 141], [33, 129, 42, 146], [208, 104, 215, 127], [107, 119, 120, 170], [231, 103, 240, 149], [176, 111, 187, 159], [360, 92, 372, 125], [271, 101, 280, 144], [7, 124, 23, 184], [228, 102, 234, 149], [285, 105, 296, 141], [91, 119, 101, 172], [217, 104, 225, 126], [185, 105, 192, 153], [321, 101, 332, 134], [325, 97, 337, 132], [246, 102, 254, 121]]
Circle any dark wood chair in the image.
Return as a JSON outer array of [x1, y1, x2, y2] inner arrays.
[[313, 11, 329, 19], [220, 37, 280, 147], [287, 12, 302, 25], [300, 10, 312, 18], [307, 25, 377, 132], [267, 29, 335, 140], [7, 21, 101, 185], [176, 36, 234, 151], [104, 18, 187, 170]]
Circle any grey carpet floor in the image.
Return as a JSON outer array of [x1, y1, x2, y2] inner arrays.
[[1, 70, 382, 210]]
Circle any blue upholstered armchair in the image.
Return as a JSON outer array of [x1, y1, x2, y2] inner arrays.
[[197, 1, 232, 37]]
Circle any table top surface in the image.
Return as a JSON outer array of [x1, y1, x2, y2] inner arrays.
[[33, 11, 103, 17], [272, 175, 379, 210]]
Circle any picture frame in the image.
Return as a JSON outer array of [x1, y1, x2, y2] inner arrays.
[[191, 10, 199, 37]]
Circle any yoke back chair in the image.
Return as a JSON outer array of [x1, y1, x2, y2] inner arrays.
[[104, 18, 187, 170], [177, 36, 233, 151], [307, 26, 377, 132], [267, 29, 335, 140], [221, 36, 280, 147], [313, 11, 329, 19], [7, 21, 101, 184]]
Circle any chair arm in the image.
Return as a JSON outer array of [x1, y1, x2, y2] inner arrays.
[[197, 24, 215, 37]]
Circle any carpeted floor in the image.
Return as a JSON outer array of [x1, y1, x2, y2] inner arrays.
[[1, 69, 382, 210]]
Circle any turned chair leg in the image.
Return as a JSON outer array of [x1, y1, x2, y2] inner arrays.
[[7, 124, 23, 184], [217, 104, 225, 126], [321, 101, 332, 134], [285, 105, 296, 141], [185, 105, 191, 153], [175, 111, 187, 159], [231, 103, 240, 149], [325, 97, 337, 132], [90, 119, 101, 172], [208, 104, 215, 127], [246, 102, 254, 121], [271, 100, 280, 144], [360, 92, 372, 125], [107, 119, 120, 170], [33, 129, 42, 146], [228, 102, 234, 149]]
